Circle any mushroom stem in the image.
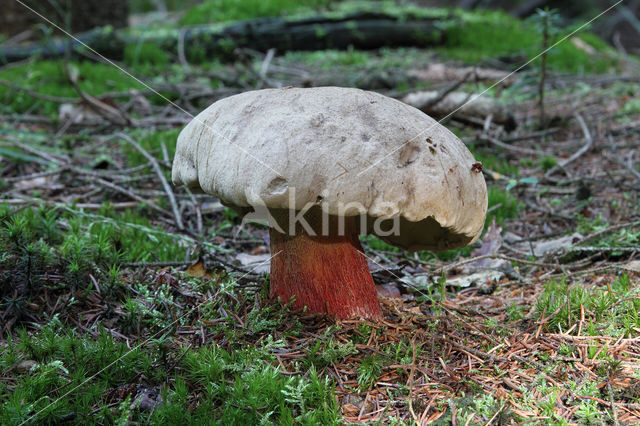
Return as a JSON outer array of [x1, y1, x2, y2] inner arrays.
[[268, 209, 382, 320]]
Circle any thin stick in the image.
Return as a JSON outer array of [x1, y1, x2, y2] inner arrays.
[[545, 112, 593, 177], [478, 134, 545, 156], [117, 132, 184, 230], [95, 177, 171, 217]]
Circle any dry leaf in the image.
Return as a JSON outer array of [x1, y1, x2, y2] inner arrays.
[[341, 403, 360, 416], [186, 259, 213, 279]]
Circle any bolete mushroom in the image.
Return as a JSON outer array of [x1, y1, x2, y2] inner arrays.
[[172, 87, 487, 321]]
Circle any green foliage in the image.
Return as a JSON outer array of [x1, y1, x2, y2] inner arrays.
[[0, 319, 152, 424], [129, 0, 198, 13], [506, 302, 525, 321], [180, 0, 330, 26], [176, 344, 340, 424], [440, 9, 616, 73], [305, 338, 358, 369], [576, 214, 609, 234], [0, 203, 188, 324], [623, 97, 640, 115], [0, 60, 144, 116], [0, 320, 340, 424], [535, 275, 639, 337], [575, 399, 603, 424], [487, 187, 519, 225], [438, 392, 510, 425], [576, 215, 639, 249], [1, 281, 340, 425], [539, 155, 558, 172], [357, 354, 383, 390], [384, 338, 417, 365], [124, 41, 170, 67], [469, 148, 519, 176]]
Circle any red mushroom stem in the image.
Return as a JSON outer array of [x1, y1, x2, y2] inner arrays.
[[268, 208, 382, 320]]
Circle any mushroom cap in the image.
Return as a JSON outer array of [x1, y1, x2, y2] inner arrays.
[[172, 87, 488, 251]]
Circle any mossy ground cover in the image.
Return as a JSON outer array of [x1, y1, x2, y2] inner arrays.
[[179, 0, 331, 26], [2, 1, 640, 423]]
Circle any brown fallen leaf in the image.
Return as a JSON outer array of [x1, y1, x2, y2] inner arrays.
[[341, 403, 360, 416], [186, 258, 214, 279], [250, 245, 269, 255]]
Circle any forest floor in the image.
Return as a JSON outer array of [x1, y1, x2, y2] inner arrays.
[[1, 2, 640, 424]]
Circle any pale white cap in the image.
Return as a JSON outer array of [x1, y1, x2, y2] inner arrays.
[[172, 87, 488, 251]]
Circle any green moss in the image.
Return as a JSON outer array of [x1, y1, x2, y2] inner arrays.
[[176, 345, 339, 424], [124, 41, 170, 67], [0, 60, 144, 116], [0, 320, 341, 424], [129, 0, 195, 13], [329, 1, 450, 20], [0, 321, 153, 424], [487, 187, 519, 225], [536, 275, 639, 337], [180, 0, 330, 26], [539, 155, 558, 172], [0, 203, 188, 295], [623, 98, 640, 115], [440, 9, 617, 74]]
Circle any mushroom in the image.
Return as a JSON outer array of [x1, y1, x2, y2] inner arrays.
[[172, 87, 487, 320]]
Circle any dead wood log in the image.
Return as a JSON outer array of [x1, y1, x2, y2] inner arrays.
[[402, 90, 516, 130], [407, 63, 516, 86], [0, 12, 450, 64]]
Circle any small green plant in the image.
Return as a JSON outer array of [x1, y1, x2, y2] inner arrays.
[[357, 354, 383, 389], [528, 8, 562, 128], [539, 155, 558, 172], [305, 338, 358, 369], [124, 41, 170, 67], [179, 344, 339, 423], [0, 203, 190, 327], [576, 399, 602, 424], [535, 275, 638, 337], [487, 187, 519, 225], [506, 302, 525, 321]]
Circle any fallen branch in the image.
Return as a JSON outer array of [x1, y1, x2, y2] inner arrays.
[[545, 112, 593, 177], [95, 177, 171, 217], [402, 90, 516, 129], [116, 132, 184, 230], [0, 11, 448, 64]]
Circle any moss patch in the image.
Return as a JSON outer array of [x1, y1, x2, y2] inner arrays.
[[0, 60, 144, 116], [440, 9, 617, 74], [180, 0, 330, 26]]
